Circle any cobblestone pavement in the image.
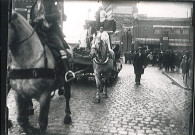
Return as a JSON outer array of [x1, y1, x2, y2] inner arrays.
[[7, 64, 192, 135], [162, 69, 192, 90]]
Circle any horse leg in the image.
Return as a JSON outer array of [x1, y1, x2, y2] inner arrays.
[[28, 99, 34, 116], [63, 82, 72, 124], [94, 71, 101, 103], [38, 92, 51, 135], [102, 72, 110, 98], [99, 82, 103, 93], [102, 78, 108, 98], [15, 92, 31, 134], [6, 80, 13, 129]]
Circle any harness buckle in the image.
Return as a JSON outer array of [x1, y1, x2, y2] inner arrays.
[[65, 70, 75, 82], [33, 70, 38, 77]]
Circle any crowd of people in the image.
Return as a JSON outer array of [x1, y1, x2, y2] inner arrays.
[[124, 49, 193, 80]]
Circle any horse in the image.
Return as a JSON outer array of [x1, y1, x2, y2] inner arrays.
[[8, 11, 72, 134], [89, 36, 114, 103]]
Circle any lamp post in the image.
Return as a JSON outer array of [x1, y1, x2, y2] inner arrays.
[[144, 27, 147, 46]]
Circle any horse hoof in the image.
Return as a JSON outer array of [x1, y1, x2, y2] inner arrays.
[[102, 94, 108, 98], [8, 120, 13, 129], [20, 125, 40, 135], [64, 115, 72, 124], [93, 98, 100, 103]]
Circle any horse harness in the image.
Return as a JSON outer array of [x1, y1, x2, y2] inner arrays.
[[93, 40, 110, 65], [8, 22, 56, 79]]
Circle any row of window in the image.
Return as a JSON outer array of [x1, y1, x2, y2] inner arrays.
[[154, 28, 190, 35]]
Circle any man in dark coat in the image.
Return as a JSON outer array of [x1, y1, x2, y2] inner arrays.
[[133, 47, 147, 85], [30, 0, 71, 95], [124, 50, 129, 64]]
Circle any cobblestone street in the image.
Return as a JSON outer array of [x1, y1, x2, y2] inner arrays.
[[7, 64, 192, 135]]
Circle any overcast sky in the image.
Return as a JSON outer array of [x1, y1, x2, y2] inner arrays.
[[137, 2, 193, 18], [63, 1, 193, 43]]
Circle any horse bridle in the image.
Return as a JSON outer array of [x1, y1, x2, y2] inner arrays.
[[10, 22, 36, 45], [9, 21, 48, 68], [93, 41, 109, 65]]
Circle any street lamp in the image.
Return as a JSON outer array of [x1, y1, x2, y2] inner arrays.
[[144, 27, 147, 46]]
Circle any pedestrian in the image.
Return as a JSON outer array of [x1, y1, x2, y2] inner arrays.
[[128, 51, 132, 64], [170, 50, 175, 72], [95, 6, 107, 30], [164, 50, 170, 72], [147, 52, 153, 66], [175, 51, 181, 72], [124, 50, 129, 64], [180, 55, 190, 81], [133, 47, 147, 85], [99, 7, 107, 27], [30, 0, 71, 95], [79, 24, 88, 50], [158, 51, 163, 70]]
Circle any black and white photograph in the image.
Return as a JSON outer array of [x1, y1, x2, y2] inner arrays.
[[4, 0, 194, 135]]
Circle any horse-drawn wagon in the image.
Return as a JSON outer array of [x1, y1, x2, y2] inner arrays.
[[66, 19, 122, 84]]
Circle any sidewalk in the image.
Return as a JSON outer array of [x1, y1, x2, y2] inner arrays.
[[162, 69, 192, 90]]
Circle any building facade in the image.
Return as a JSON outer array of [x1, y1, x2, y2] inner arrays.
[[133, 17, 193, 51], [102, 1, 193, 53], [102, 1, 137, 53]]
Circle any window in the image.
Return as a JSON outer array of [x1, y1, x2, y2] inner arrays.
[[154, 28, 161, 34], [173, 28, 181, 34], [164, 28, 172, 34], [183, 28, 189, 34]]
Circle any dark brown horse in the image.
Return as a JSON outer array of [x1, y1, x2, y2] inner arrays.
[[90, 36, 114, 103], [8, 11, 71, 135]]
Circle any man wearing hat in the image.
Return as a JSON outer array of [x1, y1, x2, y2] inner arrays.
[[30, 0, 71, 95], [133, 47, 147, 85]]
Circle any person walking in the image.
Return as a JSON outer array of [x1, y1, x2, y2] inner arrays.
[[133, 47, 147, 85], [95, 6, 107, 31], [180, 55, 190, 81], [147, 52, 153, 66], [124, 50, 129, 64], [128, 51, 132, 64], [79, 24, 88, 50]]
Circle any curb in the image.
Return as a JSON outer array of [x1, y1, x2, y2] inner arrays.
[[162, 71, 191, 90]]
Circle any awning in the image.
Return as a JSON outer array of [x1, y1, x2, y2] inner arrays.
[[153, 25, 190, 29]]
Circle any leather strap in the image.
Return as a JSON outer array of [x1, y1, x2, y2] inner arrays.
[[8, 68, 56, 79]]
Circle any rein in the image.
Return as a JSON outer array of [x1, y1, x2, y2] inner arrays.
[[10, 22, 36, 45], [8, 21, 53, 79], [11, 51, 44, 68], [10, 22, 48, 68]]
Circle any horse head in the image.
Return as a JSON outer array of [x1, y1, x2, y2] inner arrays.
[[8, 11, 44, 67], [89, 36, 108, 62]]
